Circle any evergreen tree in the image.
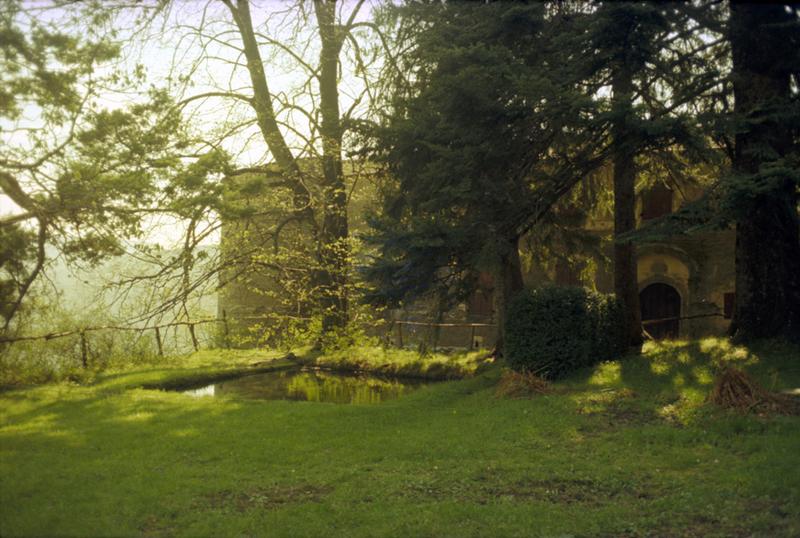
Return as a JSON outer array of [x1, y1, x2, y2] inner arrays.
[[627, 1, 800, 343], [366, 2, 724, 352], [364, 2, 606, 351], [727, 1, 800, 342], [583, 1, 727, 348]]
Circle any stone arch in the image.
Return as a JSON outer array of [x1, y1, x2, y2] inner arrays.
[[636, 249, 693, 338], [640, 282, 682, 339]]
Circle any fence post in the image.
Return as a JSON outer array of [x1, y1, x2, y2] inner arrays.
[[80, 331, 88, 369], [397, 322, 403, 348], [222, 309, 231, 349], [154, 326, 164, 357], [188, 323, 199, 352], [470, 325, 476, 349]]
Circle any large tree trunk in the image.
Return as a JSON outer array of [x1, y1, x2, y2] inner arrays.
[[226, 0, 350, 335], [728, 1, 800, 343], [226, 0, 313, 220], [611, 57, 643, 349], [493, 235, 525, 356], [314, 0, 349, 334]]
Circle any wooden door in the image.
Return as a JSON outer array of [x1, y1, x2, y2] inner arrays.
[[640, 283, 681, 339]]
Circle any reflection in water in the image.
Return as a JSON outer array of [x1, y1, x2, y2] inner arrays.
[[185, 385, 215, 397], [182, 368, 426, 404]]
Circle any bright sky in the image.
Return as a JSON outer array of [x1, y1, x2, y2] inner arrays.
[[1, 0, 379, 247]]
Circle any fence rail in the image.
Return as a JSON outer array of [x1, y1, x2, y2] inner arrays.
[[2, 311, 724, 367], [641, 312, 724, 326], [0, 310, 283, 367], [0, 318, 220, 344], [390, 320, 496, 350], [641, 312, 725, 340]]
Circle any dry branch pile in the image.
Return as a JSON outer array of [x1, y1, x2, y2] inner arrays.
[[495, 370, 553, 398], [709, 367, 799, 415]]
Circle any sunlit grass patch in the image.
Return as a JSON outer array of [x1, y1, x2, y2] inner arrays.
[[565, 336, 800, 426], [303, 345, 493, 380], [585, 361, 622, 387]]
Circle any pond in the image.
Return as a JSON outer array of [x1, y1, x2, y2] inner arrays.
[[181, 367, 429, 404]]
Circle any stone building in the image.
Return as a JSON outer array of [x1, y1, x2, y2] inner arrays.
[[220, 161, 736, 347], [461, 180, 736, 345]]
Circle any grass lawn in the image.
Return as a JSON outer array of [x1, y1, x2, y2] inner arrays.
[[1, 338, 799, 537], [295, 345, 492, 379]]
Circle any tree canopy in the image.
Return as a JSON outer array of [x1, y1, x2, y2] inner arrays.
[[1, 0, 798, 346]]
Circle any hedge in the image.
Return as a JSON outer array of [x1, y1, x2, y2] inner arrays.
[[505, 286, 627, 379]]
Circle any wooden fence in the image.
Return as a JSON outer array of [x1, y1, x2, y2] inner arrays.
[[0, 310, 259, 368], [390, 320, 496, 350], [640, 312, 725, 340], [0, 311, 724, 367]]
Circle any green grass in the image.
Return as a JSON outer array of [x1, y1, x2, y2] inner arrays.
[[1, 338, 799, 537], [89, 348, 295, 392], [300, 345, 493, 379]]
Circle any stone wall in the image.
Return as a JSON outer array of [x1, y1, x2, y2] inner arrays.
[[220, 168, 735, 345], [636, 230, 735, 337], [515, 183, 736, 339]]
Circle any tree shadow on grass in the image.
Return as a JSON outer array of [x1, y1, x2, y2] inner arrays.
[[551, 338, 800, 430], [0, 384, 374, 536], [561, 338, 770, 397]]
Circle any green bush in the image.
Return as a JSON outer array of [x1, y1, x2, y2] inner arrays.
[[505, 286, 627, 379], [588, 292, 628, 363]]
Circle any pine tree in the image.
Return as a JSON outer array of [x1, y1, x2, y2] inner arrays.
[[581, 1, 727, 348], [364, 3, 606, 351], [0, 2, 225, 332], [727, 1, 800, 342]]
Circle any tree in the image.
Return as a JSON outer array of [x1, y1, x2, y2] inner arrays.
[[605, 2, 645, 350], [165, 0, 387, 338], [624, 1, 800, 343], [364, 2, 611, 352], [0, 1, 229, 333], [727, 1, 800, 342], [581, 1, 728, 348]]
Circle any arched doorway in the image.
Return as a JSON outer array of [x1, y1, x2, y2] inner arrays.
[[640, 283, 681, 340]]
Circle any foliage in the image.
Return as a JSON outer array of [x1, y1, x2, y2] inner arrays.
[[363, 2, 602, 309], [0, 1, 230, 332], [221, 217, 388, 351], [363, 1, 727, 317], [588, 291, 629, 366], [0, 279, 223, 388], [0, 226, 35, 322], [0, 329, 157, 387], [0, 307, 159, 388], [505, 286, 626, 379], [1, 338, 800, 537]]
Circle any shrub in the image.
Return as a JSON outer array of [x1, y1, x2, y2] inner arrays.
[[587, 292, 628, 362], [505, 286, 626, 379]]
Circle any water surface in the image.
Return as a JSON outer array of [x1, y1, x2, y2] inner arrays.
[[183, 367, 427, 404]]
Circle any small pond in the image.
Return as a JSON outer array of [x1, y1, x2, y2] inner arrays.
[[181, 367, 428, 404]]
